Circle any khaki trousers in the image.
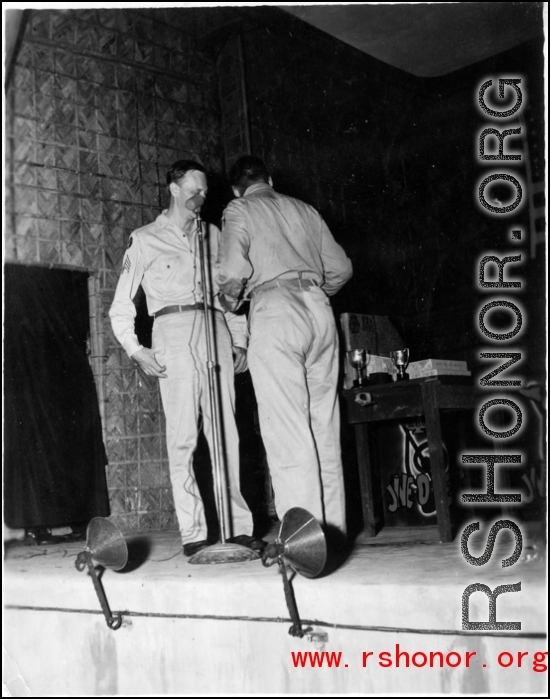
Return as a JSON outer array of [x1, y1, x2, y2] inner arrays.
[[153, 311, 253, 544], [247, 285, 346, 533]]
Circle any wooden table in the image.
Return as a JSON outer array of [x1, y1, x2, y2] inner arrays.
[[342, 377, 481, 542]]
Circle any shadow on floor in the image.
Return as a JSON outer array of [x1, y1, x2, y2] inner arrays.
[[122, 536, 153, 573]]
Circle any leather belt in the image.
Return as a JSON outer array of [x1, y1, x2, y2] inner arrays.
[[250, 275, 319, 297], [153, 303, 219, 319]]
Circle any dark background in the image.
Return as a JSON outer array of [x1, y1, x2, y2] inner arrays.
[[4, 6, 546, 535]]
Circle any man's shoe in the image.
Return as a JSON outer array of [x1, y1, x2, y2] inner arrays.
[[23, 527, 65, 546], [226, 535, 267, 553], [183, 540, 210, 557]]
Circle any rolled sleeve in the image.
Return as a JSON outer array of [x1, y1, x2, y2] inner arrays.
[[109, 234, 145, 357], [216, 201, 254, 299], [319, 219, 353, 296]]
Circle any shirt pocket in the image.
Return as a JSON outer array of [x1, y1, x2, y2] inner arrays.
[[147, 254, 186, 287]]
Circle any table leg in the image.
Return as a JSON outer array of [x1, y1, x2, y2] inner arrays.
[[354, 423, 377, 537], [421, 381, 453, 542]]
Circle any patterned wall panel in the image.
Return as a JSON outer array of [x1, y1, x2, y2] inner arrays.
[[5, 8, 224, 532], [217, 35, 250, 172]]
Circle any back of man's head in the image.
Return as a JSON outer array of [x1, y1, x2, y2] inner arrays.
[[167, 160, 206, 186], [229, 156, 270, 195]]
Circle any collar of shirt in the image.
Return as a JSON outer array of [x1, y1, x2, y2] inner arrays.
[[243, 182, 273, 197], [156, 211, 197, 239]]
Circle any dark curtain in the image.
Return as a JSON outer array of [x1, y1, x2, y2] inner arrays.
[[4, 264, 110, 528]]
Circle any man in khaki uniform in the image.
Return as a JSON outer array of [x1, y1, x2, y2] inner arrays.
[[216, 156, 353, 535], [110, 160, 264, 556]]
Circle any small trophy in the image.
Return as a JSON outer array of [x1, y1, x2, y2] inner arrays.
[[390, 348, 410, 381], [348, 349, 368, 387]]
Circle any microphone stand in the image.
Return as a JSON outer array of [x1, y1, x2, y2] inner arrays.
[[189, 213, 258, 565], [196, 213, 230, 543]]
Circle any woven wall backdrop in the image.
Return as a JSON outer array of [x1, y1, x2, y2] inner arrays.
[[5, 7, 224, 532]]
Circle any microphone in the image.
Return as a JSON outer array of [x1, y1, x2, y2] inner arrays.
[[185, 194, 205, 214]]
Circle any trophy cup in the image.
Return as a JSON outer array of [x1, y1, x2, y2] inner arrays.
[[390, 348, 410, 381], [348, 349, 368, 387]]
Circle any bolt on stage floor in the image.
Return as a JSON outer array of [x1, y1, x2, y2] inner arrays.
[[3, 523, 547, 695]]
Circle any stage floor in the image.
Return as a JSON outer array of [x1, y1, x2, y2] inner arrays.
[[3, 523, 547, 695]]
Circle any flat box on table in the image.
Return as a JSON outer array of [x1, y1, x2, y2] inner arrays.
[[408, 358, 468, 372]]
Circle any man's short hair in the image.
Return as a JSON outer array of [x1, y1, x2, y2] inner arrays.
[[167, 160, 206, 186], [229, 155, 270, 190]]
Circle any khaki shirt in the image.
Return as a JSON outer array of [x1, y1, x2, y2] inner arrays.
[[216, 183, 353, 300], [109, 212, 248, 357]]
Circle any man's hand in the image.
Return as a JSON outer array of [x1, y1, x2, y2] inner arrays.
[[219, 292, 240, 313], [233, 346, 248, 374], [132, 347, 167, 378]]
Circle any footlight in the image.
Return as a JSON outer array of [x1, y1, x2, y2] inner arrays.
[[262, 508, 326, 637], [75, 517, 128, 630]]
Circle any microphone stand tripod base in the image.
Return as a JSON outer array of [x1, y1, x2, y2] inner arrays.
[[188, 541, 260, 565]]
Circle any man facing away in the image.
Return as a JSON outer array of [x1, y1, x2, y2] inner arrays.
[[216, 156, 353, 536], [109, 160, 265, 556]]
